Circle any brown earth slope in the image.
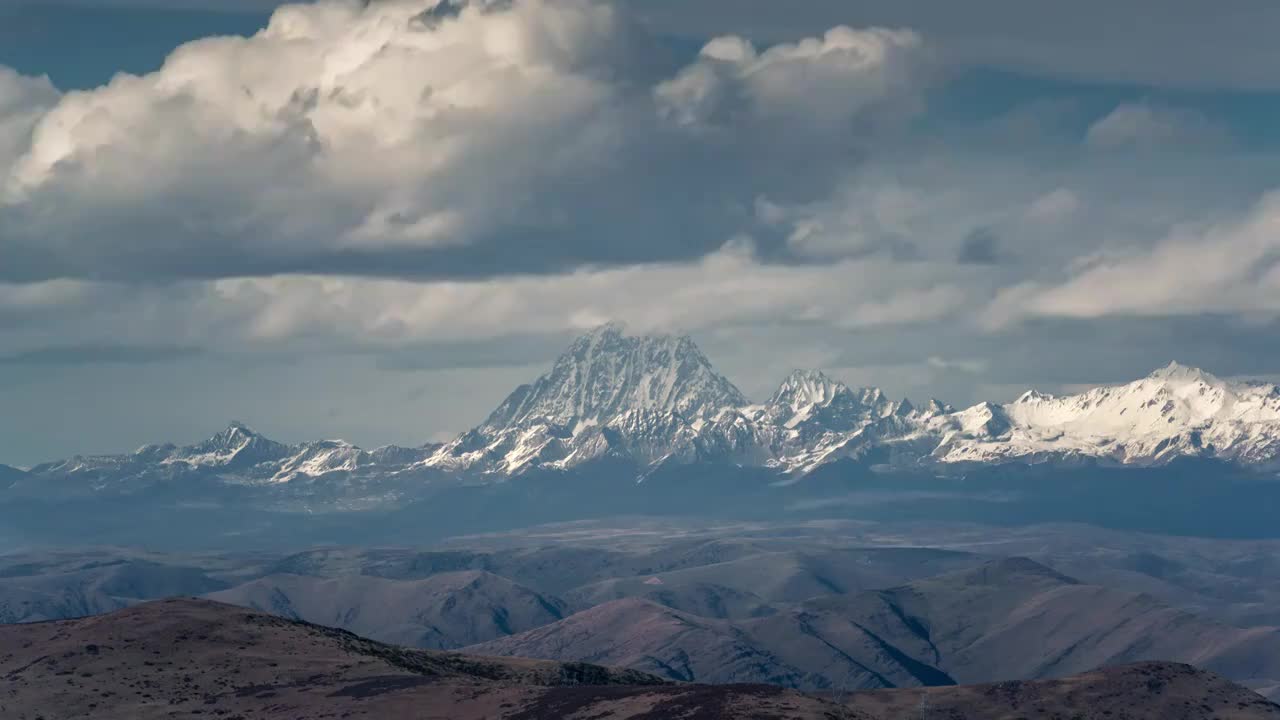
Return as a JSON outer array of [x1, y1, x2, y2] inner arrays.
[[0, 597, 845, 720], [847, 662, 1280, 720], [1, 598, 1276, 720]]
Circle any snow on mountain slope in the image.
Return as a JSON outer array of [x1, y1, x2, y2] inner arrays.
[[14, 327, 1280, 497], [429, 327, 1280, 475], [19, 422, 441, 498], [164, 421, 291, 470], [425, 324, 762, 474], [746, 370, 935, 474], [270, 440, 370, 483], [423, 329, 934, 476], [933, 363, 1280, 467], [761, 370, 907, 432], [487, 323, 747, 428]]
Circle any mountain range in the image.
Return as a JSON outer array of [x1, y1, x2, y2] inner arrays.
[[8, 324, 1280, 505], [467, 557, 1280, 694]]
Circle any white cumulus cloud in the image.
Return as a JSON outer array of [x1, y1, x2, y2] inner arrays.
[[1, 0, 627, 280], [0, 0, 941, 286], [0, 68, 59, 178], [655, 26, 926, 132]]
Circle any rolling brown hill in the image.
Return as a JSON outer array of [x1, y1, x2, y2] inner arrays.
[[0, 597, 841, 720], [1, 598, 1276, 720], [846, 662, 1280, 720]]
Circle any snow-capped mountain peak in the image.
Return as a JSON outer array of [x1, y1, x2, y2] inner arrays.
[[1147, 360, 1217, 385], [769, 369, 848, 408], [203, 421, 259, 450], [166, 422, 290, 469], [765, 370, 901, 430], [22, 350, 1280, 503], [427, 325, 755, 474], [482, 324, 746, 431], [1005, 364, 1250, 431], [430, 330, 1280, 476], [935, 364, 1280, 467]]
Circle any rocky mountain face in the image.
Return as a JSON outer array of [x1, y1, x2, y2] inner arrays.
[[9, 327, 1280, 506], [423, 325, 948, 476], [422, 327, 1280, 476], [425, 324, 758, 474]]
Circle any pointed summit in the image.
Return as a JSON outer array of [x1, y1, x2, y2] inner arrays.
[[892, 398, 916, 417], [920, 398, 952, 416], [481, 326, 747, 431], [1147, 361, 1218, 385], [174, 421, 289, 468], [769, 369, 849, 409], [207, 422, 260, 450], [1015, 389, 1051, 404], [583, 320, 626, 339], [766, 370, 901, 431]]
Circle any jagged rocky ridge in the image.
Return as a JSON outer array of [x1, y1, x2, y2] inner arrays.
[[9, 421, 445, 505], [422, 324, 954, 475], [12, 325, 1280, 498], [424, 324, 1280, 475]]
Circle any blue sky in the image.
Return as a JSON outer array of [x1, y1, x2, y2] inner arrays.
[[0, 4, 271, 89], [2, 0, 1280, 464]]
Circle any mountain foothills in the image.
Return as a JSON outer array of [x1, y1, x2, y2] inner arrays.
[[4, 598, 1277, 720], [8, 325, 1280, 499], [5, 520, 1280, 713], [468, 557, 1280, 694]]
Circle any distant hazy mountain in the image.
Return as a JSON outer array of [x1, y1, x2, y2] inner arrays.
[[422, 324, 942, 475], [931, 362, 1280, 467], [0, 560, 229, 623], [5, 420, 446, 509], [470, 558, 1280, 696], [564, 547, 986, 615], [564, 577, 777, 619], [265, 544, 988, 602], [206, 570, 566, 649], [825, 557, 1280, 688], [468, 596, 952, 690], [423, 325, 1280, 475], [9, 326, 1280, 513]]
